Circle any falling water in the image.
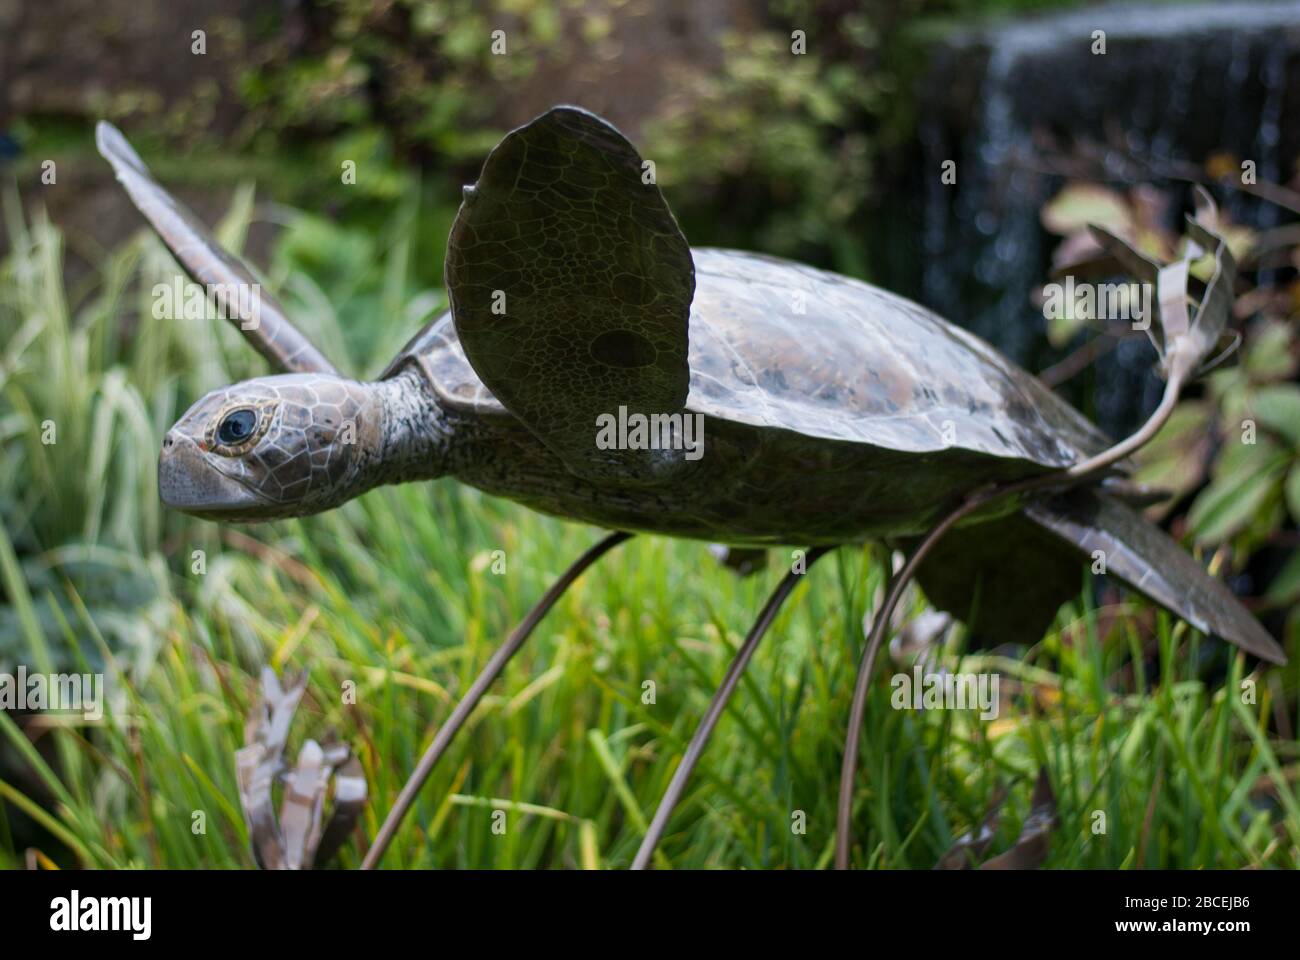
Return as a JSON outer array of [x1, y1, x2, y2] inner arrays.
[[915, 1, 1300, 434]]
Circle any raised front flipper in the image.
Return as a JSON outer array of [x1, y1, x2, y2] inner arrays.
[[1025, 488, 1286, 664], [96, 122, 338, 376], [445, 107, 694, 483]]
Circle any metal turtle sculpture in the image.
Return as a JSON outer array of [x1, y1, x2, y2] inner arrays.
[[97, 106, 1285, 870]]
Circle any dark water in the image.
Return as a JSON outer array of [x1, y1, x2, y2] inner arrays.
[[908, 1, 1300, 435]]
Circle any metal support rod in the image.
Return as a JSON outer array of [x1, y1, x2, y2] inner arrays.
[[833, 505, 979, 869], [833, 374, 1184, 869], [361, 530, 632, 869], [631, 546, 830, 870]]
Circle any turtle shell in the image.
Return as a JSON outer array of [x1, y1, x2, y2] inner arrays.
[[385, 248, 1111, 470]]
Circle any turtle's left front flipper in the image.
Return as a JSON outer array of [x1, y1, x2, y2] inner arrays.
[[445, 107, 695, 484], [1025, 488, 1286, 664], [96, 122, 338, 376]]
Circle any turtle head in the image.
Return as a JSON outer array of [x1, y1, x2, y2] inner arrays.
[[159, 374, 387, 521]]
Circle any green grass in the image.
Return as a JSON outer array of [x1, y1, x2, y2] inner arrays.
[[0, 191, 1297, 870]]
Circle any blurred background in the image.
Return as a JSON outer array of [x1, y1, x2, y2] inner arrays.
[[7, 0, 1300, 424], [1, 0, 1299, 869]]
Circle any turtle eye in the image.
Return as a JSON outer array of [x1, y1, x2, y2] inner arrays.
[[217, 408, 258, 446]]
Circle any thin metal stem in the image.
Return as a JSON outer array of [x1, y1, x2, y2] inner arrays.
[[1059, 374, 1182, 484], [361, 530, 632, 870], [833, 505, 978, 869], [833, 374, 1183, 869], [631, 546, 831, 870]]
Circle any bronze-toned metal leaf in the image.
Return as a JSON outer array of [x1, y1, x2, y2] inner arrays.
[[315, 755, 367, 868], [979, 769, 1056, 870], [935, 786, 1008, 869], [1085, 191, 1238, 385], [1178, 210, 1237, 382], [280, 739, 331, 871], [234, 669, 367, 869], [235, 668, 308, 869]]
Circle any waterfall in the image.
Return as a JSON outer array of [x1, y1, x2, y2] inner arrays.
[[915, 1, 1300, 433]]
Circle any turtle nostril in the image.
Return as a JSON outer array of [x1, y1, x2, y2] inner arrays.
[[163, 433, 175, 449]]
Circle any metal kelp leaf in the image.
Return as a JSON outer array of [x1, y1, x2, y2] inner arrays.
[[979, 769, 1057, 870], [1084, 188, 1237, 386], [1084, 225, 1176, 365], [280, 739, 330, 871], [315, 755, 368, 866], [935, 771, 1057, 869], [935, 786, 1008, 869], [235, 668, 306, 870], [234, 668, 367, 869]]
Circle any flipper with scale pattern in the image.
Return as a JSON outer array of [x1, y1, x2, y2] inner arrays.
[[444, 106, 695, 483], [96, 122, 338, 376]]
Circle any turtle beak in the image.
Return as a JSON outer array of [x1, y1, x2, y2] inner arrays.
[[159, 431, 264, 515]]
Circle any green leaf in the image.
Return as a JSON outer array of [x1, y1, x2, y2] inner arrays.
[[1287, 462, 1300, 523], [1265, 546, 1300, 605], [1134, 401, 1213, 502], [1041, 182, 1132, 237], [1187, 439, 1289, 543], [1250, 384, 1300, 447], [1214, 370, 1251, 424], [1245, 321, 1298, 382]]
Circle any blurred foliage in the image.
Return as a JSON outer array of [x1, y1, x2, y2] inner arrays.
[[642, 29, 876, 269], [233, 0, 895, 269], [0, 176, 441, 665], [227, 0, 1093, 274], [643, 0, 1085, 269], [5, 0, 1096, 283], [235, 0, 536, 166]]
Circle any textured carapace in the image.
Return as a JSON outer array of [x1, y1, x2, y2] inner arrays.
[[402, 247, 1114, 470], [683, 249, 1113, 466], [160, 374, 382, 520]]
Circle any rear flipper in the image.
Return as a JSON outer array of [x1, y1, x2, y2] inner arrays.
[[910, 488, 1286, 665], [1024, 488, 1285, 664], [908, 511, 1084, 648]]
